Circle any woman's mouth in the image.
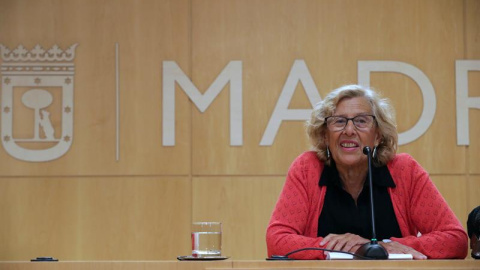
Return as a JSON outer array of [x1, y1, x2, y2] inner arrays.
[[340, 142, 359, 148]]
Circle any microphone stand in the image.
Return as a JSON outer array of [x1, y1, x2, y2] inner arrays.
[[354, 146, 389, 260]]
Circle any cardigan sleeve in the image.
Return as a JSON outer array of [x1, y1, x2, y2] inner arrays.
[[266, 153, 326, 260], [389, 154, 468, 259]]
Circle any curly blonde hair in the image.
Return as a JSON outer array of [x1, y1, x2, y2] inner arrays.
[[306, 84, 397, 166]]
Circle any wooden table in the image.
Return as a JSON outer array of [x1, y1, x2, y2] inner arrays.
[[0, 259, 478, 270]]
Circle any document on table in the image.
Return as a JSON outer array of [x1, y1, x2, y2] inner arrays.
[[326, 252, 413, 260]]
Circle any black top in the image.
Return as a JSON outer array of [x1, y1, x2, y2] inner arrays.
[[317, 161, 402, 240]]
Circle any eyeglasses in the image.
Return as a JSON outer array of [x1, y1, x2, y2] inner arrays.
[[325, 115, 377, 131]]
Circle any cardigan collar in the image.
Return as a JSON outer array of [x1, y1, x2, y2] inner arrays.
[[319, 159, 396, 188]]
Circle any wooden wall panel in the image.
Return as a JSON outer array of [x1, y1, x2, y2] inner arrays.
[[0, 0, 191, 176], [466, 0, 480, 174], [469, 81, 480, 175], [192, 177, 284, 259], [190, 0, 465, 175], [0, 177, 191, 261], [191, 0, 321, 176], [467, 177, 480, 219], [466, 0, 480, 58]]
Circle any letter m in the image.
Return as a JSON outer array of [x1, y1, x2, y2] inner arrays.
[[162, 61, 242, 146]]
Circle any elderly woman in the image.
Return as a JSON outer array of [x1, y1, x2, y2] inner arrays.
[[266, 84, 467, 260]]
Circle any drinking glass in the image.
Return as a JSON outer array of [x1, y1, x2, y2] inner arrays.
[[191, 222, 222, 257]]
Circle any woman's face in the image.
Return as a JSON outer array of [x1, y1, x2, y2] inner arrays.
[[325, 96, 380, 170]]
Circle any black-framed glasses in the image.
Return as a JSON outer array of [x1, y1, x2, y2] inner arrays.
[[325, 115, 377, 131]]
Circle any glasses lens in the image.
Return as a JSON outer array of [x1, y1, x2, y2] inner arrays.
[[326, 115, 375, 131], [353, 115, 374, 128], [327, 117, 346, 131]]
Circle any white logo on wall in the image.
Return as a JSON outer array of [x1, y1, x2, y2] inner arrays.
[[0, 44, 77, 162]]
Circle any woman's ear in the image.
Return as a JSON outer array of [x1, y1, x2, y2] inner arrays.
[[323, 132, 329, 145], [375, 131, 382, 146]]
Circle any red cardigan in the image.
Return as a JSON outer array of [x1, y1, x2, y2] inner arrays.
[[266, 151, 468, 259]]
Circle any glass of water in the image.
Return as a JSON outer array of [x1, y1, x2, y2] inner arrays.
[[191, 222, 222, 257]]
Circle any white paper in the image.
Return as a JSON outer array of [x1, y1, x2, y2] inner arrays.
[[326, 252, 413, 260]]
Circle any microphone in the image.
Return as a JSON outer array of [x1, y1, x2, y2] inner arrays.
[[354, 146, 389, 259]]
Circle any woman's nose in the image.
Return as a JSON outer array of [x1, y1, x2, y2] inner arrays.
[[343, 119, 356, 135]]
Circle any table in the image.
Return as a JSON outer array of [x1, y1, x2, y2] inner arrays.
[[0, 259, 478, 270]]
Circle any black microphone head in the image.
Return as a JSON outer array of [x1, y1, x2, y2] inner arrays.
[[363, 146, 371, 155], [355, 242, 389, 260]]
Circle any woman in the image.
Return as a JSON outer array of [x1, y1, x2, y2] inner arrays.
[[266, 85, 467, 260]]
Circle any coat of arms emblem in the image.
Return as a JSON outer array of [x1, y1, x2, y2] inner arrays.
[[0, 44, 77, 162]]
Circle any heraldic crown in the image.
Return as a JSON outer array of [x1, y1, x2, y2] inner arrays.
[[0, 44, 78, 62]]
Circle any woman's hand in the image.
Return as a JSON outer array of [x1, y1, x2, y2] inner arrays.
[[319, 233, 370, 253], [380, 241, 427, 260]]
